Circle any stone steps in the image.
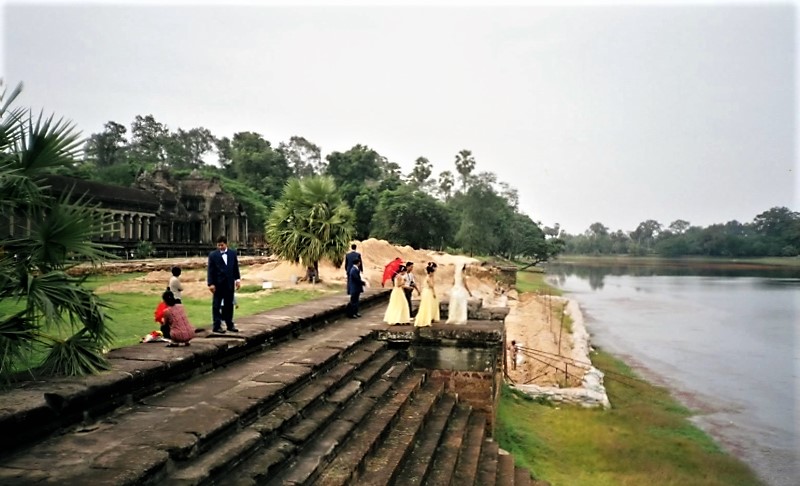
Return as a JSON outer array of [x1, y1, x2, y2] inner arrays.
[[0, 313, 393, 485], [0, 289, 390, 457], [0, 288, 544, 486]]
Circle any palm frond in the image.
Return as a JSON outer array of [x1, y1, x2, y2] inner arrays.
[[37, 329, 110, 377]]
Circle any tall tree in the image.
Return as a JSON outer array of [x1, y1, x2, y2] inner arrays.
[[408, 156, 433, 189], [129, 114, 169, 166], [84, 121, 128, 167], [165, 127, 215, 169], [437, 170, 455, 201], [0, 83, 115, 379], [668, 219, 691, 235], [454, 149, 476, 190], [265, 176, 355, 280], [229, 132, 291, 205], [278, 136, 323, 177], [325, 144, 383, 206], [371, 186, 452, 249]]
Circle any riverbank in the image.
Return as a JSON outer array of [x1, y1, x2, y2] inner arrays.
[[496, 269, 764, 485]]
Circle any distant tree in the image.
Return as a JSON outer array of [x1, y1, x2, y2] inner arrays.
[[278, 136, 323, 177], [129, 114, 169, 165], [229, 131, 291, 205], [668, 219, 691, 235], [371, 186, 452, 249], [265, 176, 354, 280], [84, 121, 128, 167], [454, 149, 476, 190], [0, 83, 115, 379], [215, 136, 233, 170], [499, 182, 519, 210], [325, 144, 382, 206], [165, 127, 215, 170], [437, 170, 455, 201], [629, 219, 662, 253], [408, 156, 433, 188]]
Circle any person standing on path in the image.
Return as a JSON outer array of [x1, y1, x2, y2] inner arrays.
[[403, 261, 421, 317], [344, 243, 363, 278], [347, 256, 366, 318], [168, 266, 184, 304], [207, 235, 241, 333]]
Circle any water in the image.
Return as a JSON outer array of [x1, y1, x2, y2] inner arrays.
[[545, 262, 800, 486]]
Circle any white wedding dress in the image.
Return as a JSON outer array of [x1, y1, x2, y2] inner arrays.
[[446, 265, 469, 325]]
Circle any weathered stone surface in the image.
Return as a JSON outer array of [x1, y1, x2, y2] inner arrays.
[[476, 439, 499, 486], [272, 419, 355, 485], [232, 439, 296, 483], [283, 403, 337, 444], [166, 403, 238, 448], [451, 412, 487, 486], [425, 403, 472, 486], [169, 429, 262, 485], [360, 382, 444, 485], [123, 428, 198, 460], [496, 450, 515, 486], [91, 445, 169, 472], [251, 363, 313, 394], [252, 402, 299, 437], [286, 381, 329, 410], [285, 346, 343, 371], [353, 350, 398, 384], [327, 380, 362, 406], [394, 394, 457, 486]]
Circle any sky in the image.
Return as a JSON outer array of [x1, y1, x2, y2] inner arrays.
[[1, 0, 797, 235]]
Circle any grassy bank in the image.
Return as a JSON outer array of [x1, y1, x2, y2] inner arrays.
[[497, 270, 764, 485]]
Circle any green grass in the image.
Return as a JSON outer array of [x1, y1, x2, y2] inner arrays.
[[1, 273, 328, 373], [496, 350, 764, 486], [101, 288, 325, 348], [516, 267, 562, 296]]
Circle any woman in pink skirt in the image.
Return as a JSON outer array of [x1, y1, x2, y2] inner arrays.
[[161, 289, 195, 347]]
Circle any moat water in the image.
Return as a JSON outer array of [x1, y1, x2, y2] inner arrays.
[[545, 261, 799, 486]]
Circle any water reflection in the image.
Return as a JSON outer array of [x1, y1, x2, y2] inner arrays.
[[545, 260, 800, 290]]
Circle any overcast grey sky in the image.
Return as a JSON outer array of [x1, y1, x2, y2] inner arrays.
[[2, 1, 796, 234]]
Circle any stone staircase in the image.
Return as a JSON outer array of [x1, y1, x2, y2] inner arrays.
[[0, 291, 537, 486]]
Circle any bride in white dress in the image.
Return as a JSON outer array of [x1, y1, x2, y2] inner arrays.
[[446, 263, 473, 325]]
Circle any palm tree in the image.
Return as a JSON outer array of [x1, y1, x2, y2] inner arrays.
[[265, 176, 355, 282], [0, 82, 115, 379], [454, 149, 476, 190]]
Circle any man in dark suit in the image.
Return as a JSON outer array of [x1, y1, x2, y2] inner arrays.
[[207, 235, 241, 333], [346, 256, 365, 318], [344, 243, 363, 278]]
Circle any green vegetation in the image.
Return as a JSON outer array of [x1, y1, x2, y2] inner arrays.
[[555, 254, 800, 268], [496, 351, 763, 486], [561, 208, 800, 258], [0, 83, 117, 379], [515, 268, 562, 296]]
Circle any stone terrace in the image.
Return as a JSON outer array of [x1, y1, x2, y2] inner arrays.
[[0, 289, 542, 485]]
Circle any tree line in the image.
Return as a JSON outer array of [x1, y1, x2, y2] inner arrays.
[[73, 115, 564, 263], [560, 208, 800, 257]]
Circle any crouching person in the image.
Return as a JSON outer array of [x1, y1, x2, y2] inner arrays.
[[162, 289, 195, 347]]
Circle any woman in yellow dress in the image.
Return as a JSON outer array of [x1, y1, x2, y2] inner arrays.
[[384, 265, 411, 325], [414, 262, 439, 327]]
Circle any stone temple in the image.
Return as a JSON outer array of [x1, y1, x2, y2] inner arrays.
[[0, 168, 258, 256]]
